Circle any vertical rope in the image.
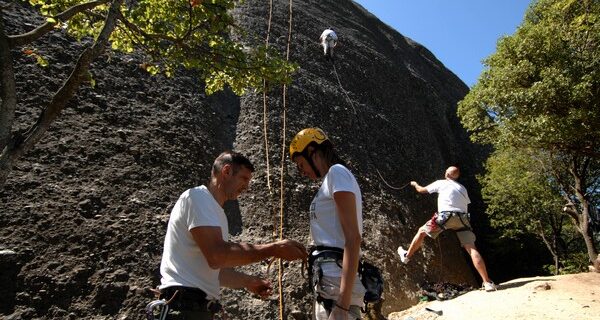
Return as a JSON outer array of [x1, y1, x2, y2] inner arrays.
[[332, 62, 356, 114], [263, 0, 278, 240], [280, 0, 293, 242], [261, 1, 293, 318], [278, 0, 293, 319], [437, 237, 443, 283]]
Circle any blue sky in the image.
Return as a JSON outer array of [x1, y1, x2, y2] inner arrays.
[[353, 1, 532, 87]]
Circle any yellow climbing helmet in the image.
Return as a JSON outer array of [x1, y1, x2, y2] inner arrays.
[[289, 128, 329, 159]]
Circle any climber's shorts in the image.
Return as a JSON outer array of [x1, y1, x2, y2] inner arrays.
[[419, 212, 476, 245]]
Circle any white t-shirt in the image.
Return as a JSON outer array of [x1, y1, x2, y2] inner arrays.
[[320, 29, 338, 42], [159, 185, 228, 299], [425, 179, 471, 213], [310, 164, 363, 277]]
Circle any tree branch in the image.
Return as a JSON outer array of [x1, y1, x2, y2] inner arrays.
[[536, 221, 559, 274], [116, 10, 266, 76], [8, 0, 109, 48], [0, 10, 17, 152], [562, 201, 581, 230], [0, 0, 123, 188], [185, 1, 194, 39], [116, 10, 180, 44], [551, 141, 600, 159]]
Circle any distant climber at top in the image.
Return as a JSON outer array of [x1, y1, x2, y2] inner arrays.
[[319, 28, 338, 61]]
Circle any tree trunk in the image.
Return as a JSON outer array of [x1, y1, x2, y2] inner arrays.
[[537, 222, 560, 274], [571, 158, 599, 271], [0, 10, 17, 187], [0, 0, 123, 188]]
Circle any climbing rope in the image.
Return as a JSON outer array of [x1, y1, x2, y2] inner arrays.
[[262, 0, 278, 240], [331, 56, 411, 192], [263, 0, 289, 320], [437, 237, 443, 283], [376, 168, 411, 190], [261, 0, 293, 319], [277, 1, 293, 319], [331, 61, 356, 114]]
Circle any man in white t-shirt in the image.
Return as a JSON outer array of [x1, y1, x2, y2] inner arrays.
[[157, 151, 308, 319], [319, 28, 338, 61], [397, 166, 497, 292]]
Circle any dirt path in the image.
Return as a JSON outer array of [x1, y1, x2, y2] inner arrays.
[[388, 272, 600, 320]]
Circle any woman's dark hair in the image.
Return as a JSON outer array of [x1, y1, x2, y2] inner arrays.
[[309, 140, 347, 168], [212, 151, 255, 175]]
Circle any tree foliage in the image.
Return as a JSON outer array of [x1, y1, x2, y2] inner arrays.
[[480, 146, 587, 273], [481, 147, 561, 237], [458, 0, 600, 271], [458, 0, 600, 157], [0, 0, 296, 187], [27, 0, 295, 95]]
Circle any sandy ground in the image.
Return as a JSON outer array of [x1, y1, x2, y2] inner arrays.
[[388, 272, 600, 320]]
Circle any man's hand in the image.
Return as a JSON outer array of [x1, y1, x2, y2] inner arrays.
[[273, 239, 307, 261], [245, 276, 273, 299], [411, 181, 428, 194]]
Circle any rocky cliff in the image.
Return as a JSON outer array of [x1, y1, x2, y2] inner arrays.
[[0, 0, 487, 318]]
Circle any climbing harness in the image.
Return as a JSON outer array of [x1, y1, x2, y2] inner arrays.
[[145, 299, 169, 320], [307, 246, 384, 313], [431, 211, 472, 281], [434, 211, 472, 232], [145, 287, 178, 320], [146, 287, 227, 320]]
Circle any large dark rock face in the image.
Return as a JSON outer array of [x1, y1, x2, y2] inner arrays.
[[0, 0, 486, 318]]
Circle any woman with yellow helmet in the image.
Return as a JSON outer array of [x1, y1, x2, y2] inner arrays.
[[289, 128, 366, 320]]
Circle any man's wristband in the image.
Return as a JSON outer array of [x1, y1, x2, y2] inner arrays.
[[335, 303, 350, 312]]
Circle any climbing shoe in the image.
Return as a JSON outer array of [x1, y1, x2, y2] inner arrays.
[[397, 246, 410, 264], [482, 281, 497, 292]]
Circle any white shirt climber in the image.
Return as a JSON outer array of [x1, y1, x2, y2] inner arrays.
[[319, 28, 338, 59]]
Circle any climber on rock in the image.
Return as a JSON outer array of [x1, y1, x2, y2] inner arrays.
[[397, 166, 498, 292], [319, 28, 338, 61]]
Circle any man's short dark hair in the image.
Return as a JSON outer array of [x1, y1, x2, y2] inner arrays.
[[212, 151, 255, 175]]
